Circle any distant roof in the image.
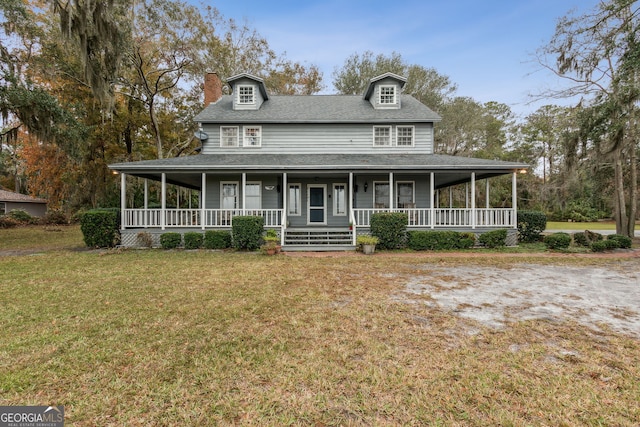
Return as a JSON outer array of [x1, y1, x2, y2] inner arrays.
[[0, 188, 47, 204], [194, 94, 441, 123]]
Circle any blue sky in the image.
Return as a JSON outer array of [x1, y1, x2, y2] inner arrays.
[[211, 0, 601, 118]]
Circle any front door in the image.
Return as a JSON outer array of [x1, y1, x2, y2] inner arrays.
[[307, 184, 326, 225]]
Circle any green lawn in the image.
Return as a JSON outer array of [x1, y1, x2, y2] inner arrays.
[[1, 227, 639, 425]]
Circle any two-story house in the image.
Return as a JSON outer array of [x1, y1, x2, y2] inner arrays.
[[109, 72, 528, 249]]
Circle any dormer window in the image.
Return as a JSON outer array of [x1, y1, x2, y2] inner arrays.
[[379, 85, 396, 105], [238, 85, 255, 104]]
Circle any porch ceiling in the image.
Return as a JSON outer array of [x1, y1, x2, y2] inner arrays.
[[110, 153, 528, 190]]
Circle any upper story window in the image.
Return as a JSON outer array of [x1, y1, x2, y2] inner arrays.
[[243, 126, 262, 147], [238, 85, 255, 104], [379, 85, 396, 105], [220, 126, 239, 147], [396, 126, 414, 146], [373, 126, 391, 146]]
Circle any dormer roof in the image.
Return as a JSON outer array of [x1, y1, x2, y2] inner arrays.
[[226, 73, 269, 101], [363, 72, 407, 100]]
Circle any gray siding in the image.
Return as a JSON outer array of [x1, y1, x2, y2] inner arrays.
[[201, 123, 434, 155]]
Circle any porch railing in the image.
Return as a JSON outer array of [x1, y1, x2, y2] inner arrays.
[[353, 208, 515, 228], [123, 208, 283, 228]]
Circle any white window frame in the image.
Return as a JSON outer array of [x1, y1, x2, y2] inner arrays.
[[288, 183, 302, 216], [379, 85, 396, 105], [373, 126, 392, 146], [396, 181, 415, 208], [237, 85, 255, 104], [220, 181, 239, 209], [220, 126, 239, 147], [373, 181, 390, 208], [333, 183, 347, 217], [396, 125, 415, 147], [243, 126, 262, 147], [245, 181, 261, 210]]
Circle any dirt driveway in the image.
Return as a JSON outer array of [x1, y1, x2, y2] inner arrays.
[[401, 261, 640, 338]]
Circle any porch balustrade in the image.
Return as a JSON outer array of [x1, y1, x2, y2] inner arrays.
[[123, 208, 283, 228], [353, 207, 515, 228]]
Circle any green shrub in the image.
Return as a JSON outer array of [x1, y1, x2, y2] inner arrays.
[[370, 212, 408, 250], [160, 232, 182, 249], [573, 231, 603, 247], [80, 208, 120, 248], [0, 215, 19, 228], [204, 230, 232, 249], [478, 229, 507, 248], [407, 230, 474, 251], [183, 232, 203, 249], [8, 209, 34, 224], [591, 239, 619, 252], [232, 216, 264, 250], [41, 210, 68, 225], [607, 234, 632, 249], [517, 210, 547, 243], [543, 232, 572, 250]]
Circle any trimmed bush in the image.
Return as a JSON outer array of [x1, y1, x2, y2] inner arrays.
[[232, 216, 264, 250], [573, 230, 603, 247], [607, 234, 632, 249], [478, 229, 507, 248], [160, 232, 182, 249], [183, 232, 203, 249], [204, 230, 232, 249], [517, 210, 547, 243], [80, 208, 120, 248], [407, 230, 475, 251], [543, 232, 572, 250], [370, 212, 408, 250], [591, 239, 619, 252]]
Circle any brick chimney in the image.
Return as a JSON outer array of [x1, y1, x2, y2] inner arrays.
[[204, 72, 223, 106]]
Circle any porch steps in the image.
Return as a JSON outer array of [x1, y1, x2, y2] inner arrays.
[[283, 244, 356, 252], [284, 228, 354, 250]]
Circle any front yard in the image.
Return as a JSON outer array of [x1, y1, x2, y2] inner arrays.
[[0, 227, 639, 425]]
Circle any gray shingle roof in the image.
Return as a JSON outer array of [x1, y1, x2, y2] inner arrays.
[[193, 94, 441, 124], [0, 188, 48, 203], [110, 153, 527, 172]]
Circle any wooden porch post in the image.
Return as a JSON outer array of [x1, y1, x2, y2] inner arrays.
[[430, 172, 435, 229], [389, 172, 394, 209], [471, 172, 476, 229], [120, 172, 126, 230], [143, 178, 148, 228], [242, 172, 246, 215], [201, 172, 206, 230], [282, 172, 287, 246], [161, 173, 166, 231], [512, 171, 517, 228]]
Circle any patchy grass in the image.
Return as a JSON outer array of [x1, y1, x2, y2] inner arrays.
[[1, 244, 639, 425], [546, 221, 616, 231], [0, 225, 84, 251]]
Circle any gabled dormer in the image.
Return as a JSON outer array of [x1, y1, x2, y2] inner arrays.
[[363, 72, 407, 110], [227, 73, 269, 110]]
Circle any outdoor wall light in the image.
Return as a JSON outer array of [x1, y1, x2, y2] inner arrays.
[[364, 182, 368, 192]]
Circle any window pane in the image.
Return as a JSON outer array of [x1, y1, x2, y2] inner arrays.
[[374, 126, 391, 146], [334, 184, 346, 216], [288, 184, 301, 215], [397, 182, 414, 207], [397, 126, 413, 146], [239, 86, 254, 104], [380, 86, 395, 104], [374, 183, 389, 208], [221, 127, 238, 146]]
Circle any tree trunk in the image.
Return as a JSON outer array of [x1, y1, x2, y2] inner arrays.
[[613, 147, 630, 236], [627, 140, 637, 237], [149, 100, 163, 159]]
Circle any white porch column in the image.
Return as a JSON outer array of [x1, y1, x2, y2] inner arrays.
[[430, 172, 435, 229], [161, 173, 166, 230], [201, 172, 206, 230], [282, 173, 287, 246], [143, 178, 149, 228], [242, 172, 247, 214], [486, 179, 490, 208], [389, 172, 394, 209], [465, 183, 469, 208], [512, 171, 517, 228], [349, 172, 356, 245], [120, 172, 126, 230], [471, 172, 476, 229]]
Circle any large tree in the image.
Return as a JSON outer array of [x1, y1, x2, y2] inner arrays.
[[537, 0, 640, 236]]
